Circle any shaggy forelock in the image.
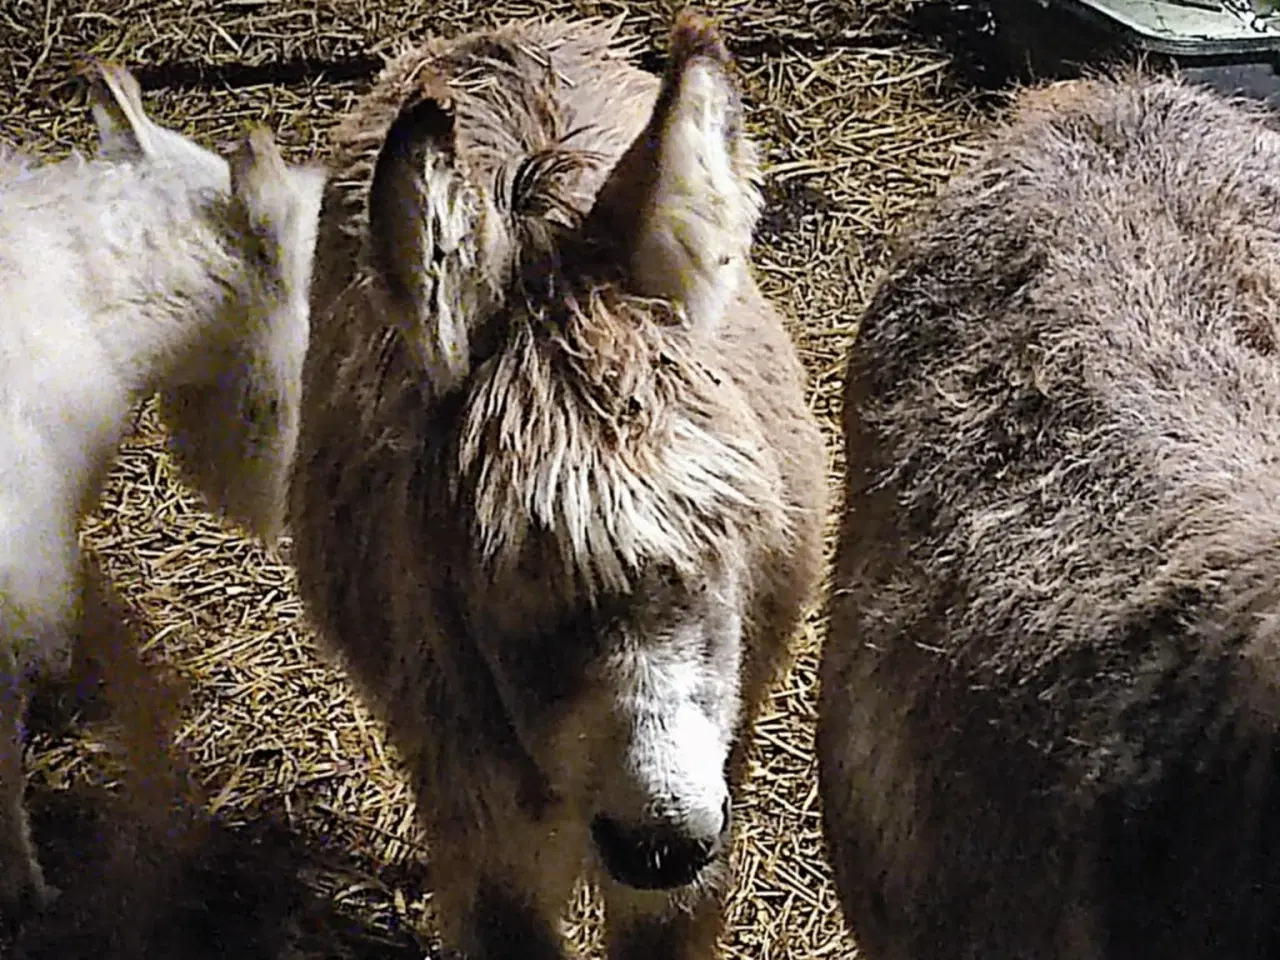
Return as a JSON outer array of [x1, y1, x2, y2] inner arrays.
[[454, 279, 785, 602]]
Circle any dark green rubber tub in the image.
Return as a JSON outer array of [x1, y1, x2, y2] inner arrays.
[[912, 0, 1280, 106]]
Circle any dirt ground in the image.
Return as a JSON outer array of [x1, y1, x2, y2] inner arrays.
[[0, 1, 998, 957]]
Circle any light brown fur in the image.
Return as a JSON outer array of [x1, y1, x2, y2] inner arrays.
[[292, 11, 826, 960], [820, 69, 1280, 960]]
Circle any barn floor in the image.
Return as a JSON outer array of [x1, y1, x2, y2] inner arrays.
[[1, 1, 995, 957]]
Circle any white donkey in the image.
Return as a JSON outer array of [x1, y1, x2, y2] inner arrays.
[[0, 61, 325, 914]]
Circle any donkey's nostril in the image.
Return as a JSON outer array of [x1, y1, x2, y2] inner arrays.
[[590, 813, 722, 891]]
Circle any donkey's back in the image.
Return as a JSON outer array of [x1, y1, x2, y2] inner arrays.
[[0, 150, 125, 384], [820, 72, 1280, 960]]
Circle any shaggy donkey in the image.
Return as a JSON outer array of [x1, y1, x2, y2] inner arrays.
[[291, 10, 827, 960], [819, 71, 1280, 960], [0, 62, 325, 914]]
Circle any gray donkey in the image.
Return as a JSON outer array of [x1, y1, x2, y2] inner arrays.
[[820, 71, 1280, 960], [0, 62, 324, 915], [290, 10, 827, 960]]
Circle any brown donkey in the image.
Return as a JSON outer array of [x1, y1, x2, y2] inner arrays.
[[291, 11, 827, 960], [820, 71, 1280, 960]]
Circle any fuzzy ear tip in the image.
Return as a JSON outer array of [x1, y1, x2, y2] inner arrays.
[[87, 59, 142, 99], [669, 9, 730, 68], [246, 124, 281, 160], [74, 57, 102, 83], [80, 58, 119, 104], [231, 124, 286, 181], [78, 57, 113, 82]]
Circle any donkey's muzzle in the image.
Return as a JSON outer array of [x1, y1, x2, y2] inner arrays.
[[591, 797, 732, 890]]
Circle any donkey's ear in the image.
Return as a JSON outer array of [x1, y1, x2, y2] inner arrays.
[[85, 58, 229, 189], [367, 90, 478, 399], [590, 10, 762, 331], [85, 60, 158, 160], [229, 125, 327, 237], [229, 125, 289, 201]]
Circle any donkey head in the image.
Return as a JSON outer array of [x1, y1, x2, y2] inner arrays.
[[87, 61, 327, 545], [374, 11, 766, 892]]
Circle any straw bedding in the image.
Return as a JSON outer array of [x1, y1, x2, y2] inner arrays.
[[0, 1, 994, 956]]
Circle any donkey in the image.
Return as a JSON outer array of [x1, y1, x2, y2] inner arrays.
[[0, 61, 325, 914], [819, 70, 1280, 960], [290, 10, 827, 960]]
